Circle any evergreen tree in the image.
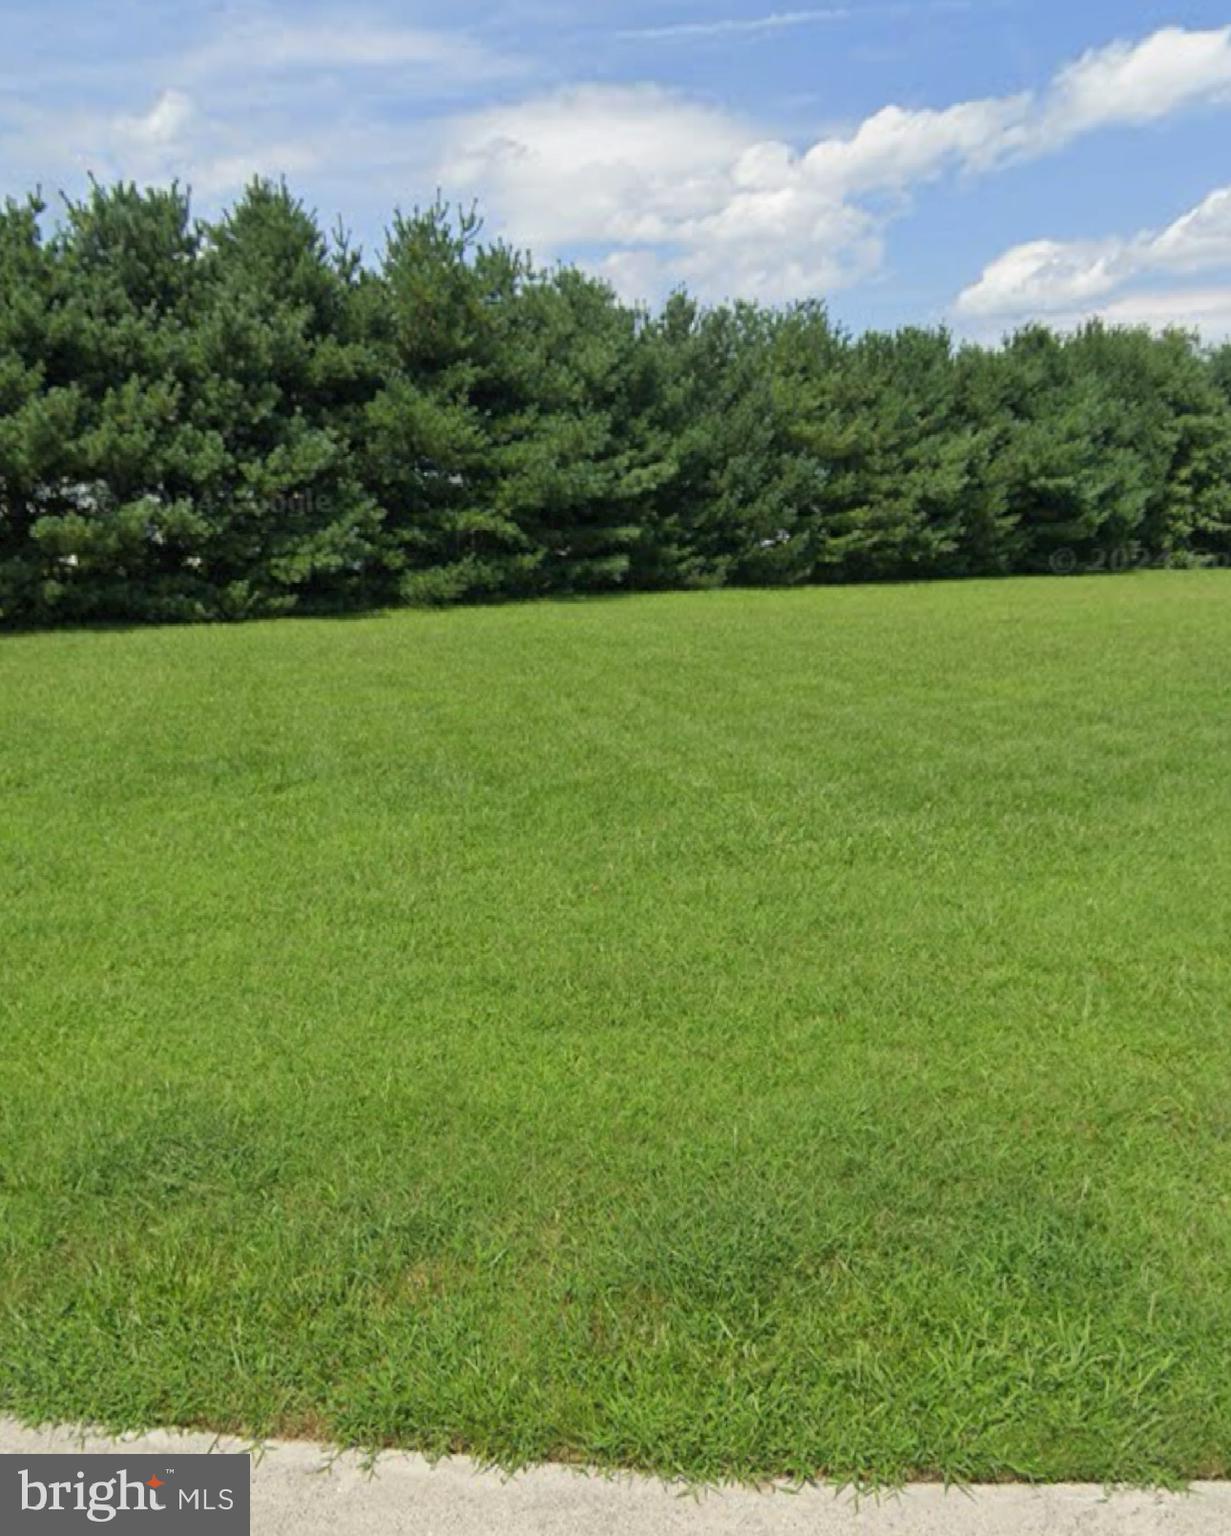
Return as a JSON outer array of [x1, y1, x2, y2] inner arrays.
[[801, 325, 980, 581], [986, 325, 1156, 572], [1, 182, 205, 622], [481, 262, 670, 595], [364, 203, 528, 604], [637, 298, 828, 589], [187, 179, 385, 617]]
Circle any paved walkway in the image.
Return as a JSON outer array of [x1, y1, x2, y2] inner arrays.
[[2, 1421, 1228, 1534]]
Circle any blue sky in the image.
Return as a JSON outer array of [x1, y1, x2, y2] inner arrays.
[[3, 1, 1231, 337]]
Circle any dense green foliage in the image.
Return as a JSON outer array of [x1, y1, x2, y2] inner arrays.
[[4, 575, 1231, 1481], [4, 180, 1231, 624]]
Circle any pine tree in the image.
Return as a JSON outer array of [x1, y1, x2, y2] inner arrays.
[[187, 179, 385, 616]]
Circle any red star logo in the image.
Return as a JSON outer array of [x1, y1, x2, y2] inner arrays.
[[146, 1476, 166, 1488]]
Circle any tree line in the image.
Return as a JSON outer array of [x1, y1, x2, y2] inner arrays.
[[3, 178, 1231, 626]]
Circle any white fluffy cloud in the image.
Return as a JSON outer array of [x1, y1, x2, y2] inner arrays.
[[442, 86, 754, 251], [440, 85, 882, 301], [801, 96, 1030, 193], [1036, 25, 1231, 147], [1152, 187, 1231, 271], [956, 239, 1131, 317], [439, 25, 1231, 302], [956, 186, 1231, 327]]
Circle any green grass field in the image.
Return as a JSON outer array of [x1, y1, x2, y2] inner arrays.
[[3, 573, 1230, 1485]]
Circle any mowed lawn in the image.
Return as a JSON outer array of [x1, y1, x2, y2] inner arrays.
[[2, 573, 1230, 1485]]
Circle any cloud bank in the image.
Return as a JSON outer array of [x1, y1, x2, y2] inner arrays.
[[958, 187, 1231, 318], [953, 183, 1231, 342]]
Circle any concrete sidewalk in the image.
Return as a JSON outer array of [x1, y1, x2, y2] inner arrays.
[[2, 1420, 1227, 1535]]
